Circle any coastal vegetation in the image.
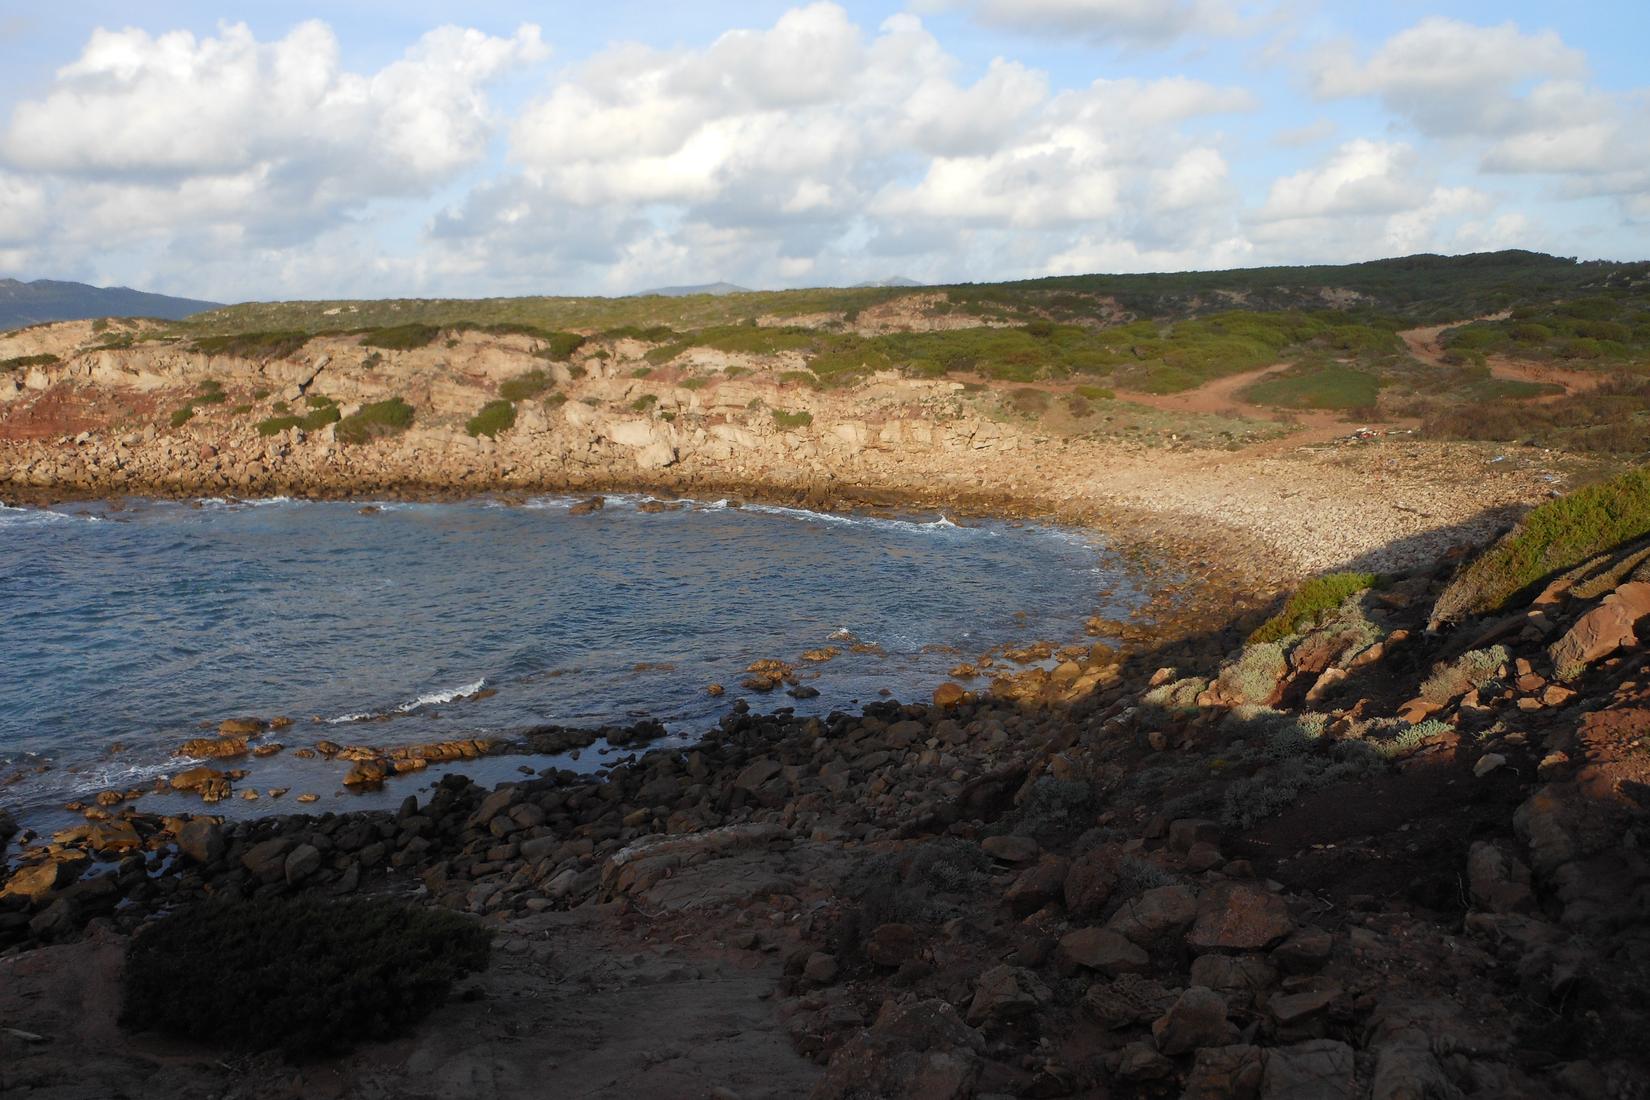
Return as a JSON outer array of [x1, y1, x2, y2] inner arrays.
[[1433, 465, 1650, 620], [120, 895, 491, 1057], [498, 369, 552, 400], [0, 352, 58, 370], [1249, 571, 1381, 643], [466, 398, 516, 437], [257, 404, 340, 436], [335, 396, 415, 443]]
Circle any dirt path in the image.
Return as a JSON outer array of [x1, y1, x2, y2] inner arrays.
[[1398, 318, 1607, 401]]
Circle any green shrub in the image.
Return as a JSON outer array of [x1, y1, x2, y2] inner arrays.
[[256, 405, 340, 437], [679, 377, 708, 391], [305, 394, 336, 409], [498, 370, 552, 401], [251, 388, 270, 400], [359, 324, 441, 350], [1419, 646, 1508, 704], [543, 392, 568, 410], [772, 408, 813, 429], [533, 332, 587, 361], [466, 399, 516, 438], [1074, 384, 1115, 400], [336, 397, 414, 444], [120, 895, 490, 1058], [192, 331, 310, 360], [0, 353, 60, 371], [169, 406, 195, 428], [630, 394, 658, 413], [1243, 363, 1384, 410], [1250, 572, 1380, 643], [230, 404, 253, 415], [1434, 467, 1650, 621]]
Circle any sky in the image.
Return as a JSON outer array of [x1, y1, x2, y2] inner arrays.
[[0, 2, 1646, 302]]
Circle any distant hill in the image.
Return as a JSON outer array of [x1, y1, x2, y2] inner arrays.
[[852, 276, 922, 288], [0, 278, 221, 329], [629, 281, 753, 298]]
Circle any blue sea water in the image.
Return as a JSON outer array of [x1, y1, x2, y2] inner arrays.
[[0, 494, 1144, 827]]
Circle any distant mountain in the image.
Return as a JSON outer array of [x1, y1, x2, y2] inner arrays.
[[629, 281, 753, 298], [852, 276, 923, 288], [0, 278, 221, 329]]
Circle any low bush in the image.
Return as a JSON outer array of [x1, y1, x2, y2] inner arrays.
[[192, 331, 310, 360], [120, 895, 490, 1058], [533, 332, 587, 361], [466, 399, 516, 438], [498, 370, 551, 401], [1250, 572, 1380, 643], [169, 406, 195, 428], [772, 408, 813, 429], [336, 397, 414, 444], [630, 394, 658, 413], [1243, 362, 1384, 410], [1434, 467, 1650, 620], [256, 405, 341, 437], [359, 324, 441, 350], [1, 353, 60, 370], [304, 393, 336, 409]]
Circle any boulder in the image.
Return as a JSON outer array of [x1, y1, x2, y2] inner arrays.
[[810, 998, 983, 1100], [1003, 856, 1069, 916], [1153, 986, 1237, 1055], [1184, 1045, 1265, 1100], [1057, 927, 1149, 976], [284, 843, 322, 884], [218, 717, 266, 736], [1105, 884, 1198, 945], [1, 854, 88, 904], [1063, 845, 1121, 916], [1083, 973, 1178, 1029], [242, 837, 296, 881], [1549, 581, 1650, 679], [932, 682, 966, 708], [965, 964, 1050, 1026], [1187, 883, 1294, 951], [179, 737, 248, 759], [1260, 1039, 1356, 1100], [981, 835, 1039, 863], [865, 923, 920, 967]]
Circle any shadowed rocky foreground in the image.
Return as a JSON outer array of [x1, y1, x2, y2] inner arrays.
[[5, 511, 1650, 1098]]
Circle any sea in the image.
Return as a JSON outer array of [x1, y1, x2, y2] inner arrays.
[[0, 494, 1145, 831]]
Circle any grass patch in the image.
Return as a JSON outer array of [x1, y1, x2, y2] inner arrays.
[[120, 895, 490, 1058], [1250, 572, 1381, 643], [466, 399, 516, 438], [630, 394, 658, 413], [0, 353, 59, 371], [169, 406, 195, 428], [498, 370, 552, 401], [1434, 467, 1650, 621], [359, 324, 441, 350], [1243, 362, 1384, 410], [532, 332, 587, 361], [772, 408, 813, 429], [336, 397, 414, 444], [193, 331, 310, 360], [256, 405, 341, 437], [305, 393, 336, 409]]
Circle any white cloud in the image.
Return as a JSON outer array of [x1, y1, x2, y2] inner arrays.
[[439, 8, 1257, 291], [928, 0, 1247, 46]]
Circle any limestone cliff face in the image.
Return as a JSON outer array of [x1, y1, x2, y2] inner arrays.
[[0, 323, 1053, 510]]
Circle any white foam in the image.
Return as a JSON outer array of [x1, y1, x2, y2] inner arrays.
[[327, 678, 489, 724]]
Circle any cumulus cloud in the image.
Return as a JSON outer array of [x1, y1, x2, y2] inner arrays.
[[925, 0, 1248, 46], [1, 19, 544, 281], [435, 7, 1257, 292]]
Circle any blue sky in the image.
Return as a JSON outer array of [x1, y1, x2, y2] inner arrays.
[[0, 2, 1646, 301]]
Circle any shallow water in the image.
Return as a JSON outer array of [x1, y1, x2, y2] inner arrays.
[[0, 494, 1144, 828]]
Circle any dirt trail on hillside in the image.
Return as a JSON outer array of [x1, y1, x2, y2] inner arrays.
[[1398, 317, 1608, 401]]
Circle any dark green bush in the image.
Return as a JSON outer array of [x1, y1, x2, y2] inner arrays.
[[630, 394, 657, 413], [193, 331, 310, 360], [532, 332, 587, 361], [466, 399, 516, 438], [169, 406, 195, 428], [120, 895, 490, 1058], [359, 324, 441, 350], [305, 393, 336, 409], [336, 397, 415, 444], [772, 408, 812, 429], [498, 370, 551, 401], [256, 405, 340, 437], [1250, 571, 1380, 643], [1435, 466, 1650, 620], [0, 353, 59, 371]]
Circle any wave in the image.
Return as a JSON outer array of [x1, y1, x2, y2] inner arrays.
[[0, 503, 99, 528], [740, 502, 971, 537], [327, 678, 489, 724]]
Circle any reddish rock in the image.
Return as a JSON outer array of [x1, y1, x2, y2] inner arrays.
[[1153, 986, 1237, 1055], [1187, 883, 1293, 951], [1549, 581, 1650, 679], [1057, 927, 1149, 976]]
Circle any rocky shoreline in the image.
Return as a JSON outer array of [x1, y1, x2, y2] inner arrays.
[[6, 526, 1650, 1097]]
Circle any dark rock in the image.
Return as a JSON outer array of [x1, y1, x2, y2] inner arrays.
[[1187, 883, 1293, 951], [1153, 986, 1237, 1055], [811, 998, 983, 1100], [1260, 1039, 1356, 1099], [176, 819, 225, 864]]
